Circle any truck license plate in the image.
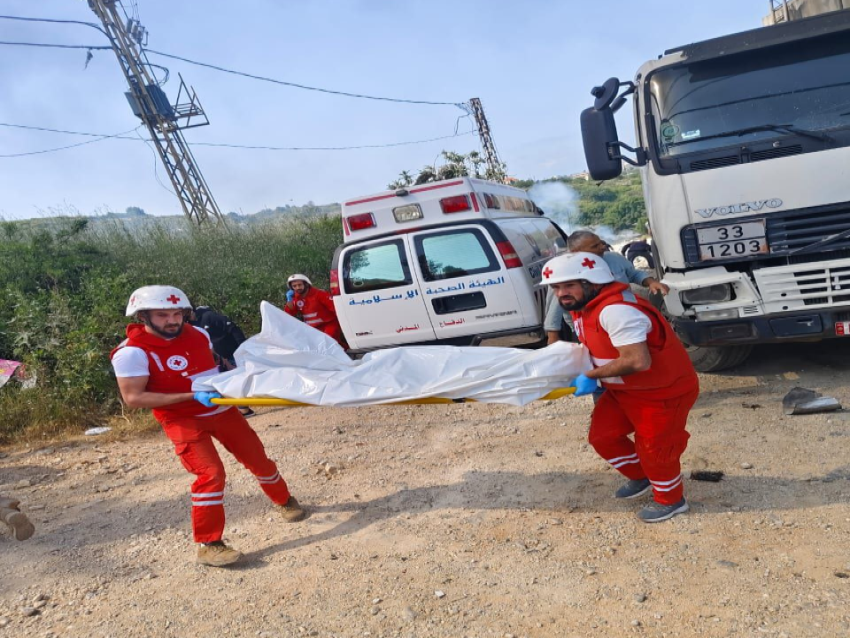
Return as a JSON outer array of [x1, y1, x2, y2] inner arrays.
[[697, 221, 768, 261]]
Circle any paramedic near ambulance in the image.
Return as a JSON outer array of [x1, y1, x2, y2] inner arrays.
[[284, 273, 346, 346], [111, 286, 305, 568], [543, 252, 699, 523]]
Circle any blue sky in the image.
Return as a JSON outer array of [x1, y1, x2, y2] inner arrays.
[[0, 0, 764, 220]]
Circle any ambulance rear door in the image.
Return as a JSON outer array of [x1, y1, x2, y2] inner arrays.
[[335, 236, 437, 349]]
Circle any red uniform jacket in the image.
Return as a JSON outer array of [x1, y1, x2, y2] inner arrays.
[[284, 287, 345, 344], [571, 282, 697, 398], [111, 324, 220, 421]]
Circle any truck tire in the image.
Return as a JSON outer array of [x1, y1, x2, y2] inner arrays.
[[682, 342, 753, 373]]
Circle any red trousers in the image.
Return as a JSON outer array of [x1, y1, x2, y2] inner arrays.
[[588, 384, 698, 505], [159, 408, 291, 543]]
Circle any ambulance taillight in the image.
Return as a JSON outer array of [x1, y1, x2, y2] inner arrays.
[[440, 195, 472, 214], [330, 269, 340, 297], [496, 241, 522, 269], [347, 213, 376, 231]]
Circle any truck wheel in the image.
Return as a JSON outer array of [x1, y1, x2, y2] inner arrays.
[[682, 342, 753, 373]]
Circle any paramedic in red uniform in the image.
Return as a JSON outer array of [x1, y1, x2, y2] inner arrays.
[[283, 273, 346, 346], [111, 286, 305, 567], [543, 252, 699, 522]]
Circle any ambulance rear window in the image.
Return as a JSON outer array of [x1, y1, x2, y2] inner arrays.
[[413, 228, 500, 282], [343, 239, 412, 294]]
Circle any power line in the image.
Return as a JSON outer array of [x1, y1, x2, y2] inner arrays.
[[0, 15, 467, 108], [192, 130, 476, 151], [0, 15, 108, 37], [0, 127, 141, 158], [0, 40, 111, 50], [0, 121, 477, 154], [144, 49, 466, 108]]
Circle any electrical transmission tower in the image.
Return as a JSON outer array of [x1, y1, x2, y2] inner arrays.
[[768, 0, 791, 23], [88, 0, 225, 225], [469, 98, 507, 184]]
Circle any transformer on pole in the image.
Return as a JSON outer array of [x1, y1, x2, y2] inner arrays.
[[469, 97, 507, 184], [88, 0, 225, 226]]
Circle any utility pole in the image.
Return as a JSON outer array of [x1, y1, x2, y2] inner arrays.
[[88, 0, 225, 225], [469, 98, 507, 184], [768, 0, 791, 24]]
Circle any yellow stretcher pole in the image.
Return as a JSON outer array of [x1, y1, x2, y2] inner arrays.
[[211, 387, 576, 408]]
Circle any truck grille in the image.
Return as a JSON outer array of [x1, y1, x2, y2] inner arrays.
[[767, 205, 850, 253], [753, 260, 850, 314], [682, 202, 850, 265]]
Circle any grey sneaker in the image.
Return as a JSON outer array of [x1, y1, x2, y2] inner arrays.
[[638, 498, 689, 523], [614, 478, 651, 499]]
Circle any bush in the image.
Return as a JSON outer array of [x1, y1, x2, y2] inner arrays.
[[0, 214, 342, 443]]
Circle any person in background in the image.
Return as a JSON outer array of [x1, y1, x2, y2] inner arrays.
[[626, 238, 655, 269], [544, 253, 698, 523], [284, 274, 347, 347], [190, 305, 253, 417], [111, 286, 305, 567]]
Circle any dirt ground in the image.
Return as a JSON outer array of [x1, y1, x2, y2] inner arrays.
[[2, 340, 850, 638]]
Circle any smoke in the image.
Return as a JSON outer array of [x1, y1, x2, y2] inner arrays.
[[593, 225, 641, 251], [528, 181, 641, 249], [528, 182, 578, 233]]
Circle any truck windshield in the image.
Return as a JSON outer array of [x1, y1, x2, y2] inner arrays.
[[648, 33, 850, 157]]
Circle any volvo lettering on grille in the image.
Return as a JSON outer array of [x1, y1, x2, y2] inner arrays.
[[695, 198, 783, 219]]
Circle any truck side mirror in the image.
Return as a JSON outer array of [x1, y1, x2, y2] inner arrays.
[[581, 107, 623, 181]]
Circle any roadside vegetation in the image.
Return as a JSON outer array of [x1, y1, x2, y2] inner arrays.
[[0, 170, 646, 444], [0, 215, 341, 444]]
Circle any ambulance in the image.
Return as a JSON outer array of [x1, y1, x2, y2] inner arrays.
[[330, 177, 568, 353]]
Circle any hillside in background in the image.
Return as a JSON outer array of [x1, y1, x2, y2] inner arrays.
[[7, 170, 646, 234], [515, 169, 646, 233]]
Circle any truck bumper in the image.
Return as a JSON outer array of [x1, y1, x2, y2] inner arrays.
[[674, 307, 850, 346]]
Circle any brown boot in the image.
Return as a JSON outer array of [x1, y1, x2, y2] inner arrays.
[[2, 509, 35, 541], [276, 496, 306, 522], [197, 541, 242, 567], [1, 497, 34, 541]]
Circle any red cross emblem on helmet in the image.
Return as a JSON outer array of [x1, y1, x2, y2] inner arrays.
[[167, 295, 181, 304], [582, 258, 596, 269], [542, 267, 553, 279]]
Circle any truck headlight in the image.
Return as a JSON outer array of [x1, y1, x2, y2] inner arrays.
[[680, 284, 732, 305]]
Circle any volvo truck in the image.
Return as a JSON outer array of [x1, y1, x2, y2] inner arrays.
[[580, 10, 850, 371]]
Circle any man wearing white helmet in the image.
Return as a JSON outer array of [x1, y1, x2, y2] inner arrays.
[[542, 253, 698, 523], [284, 273, 346, 346], [110, 285, 305, 567]]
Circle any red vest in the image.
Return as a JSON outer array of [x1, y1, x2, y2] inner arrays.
[[284, 287, 344, 340], [571, 282, 698, 397], [111, 324, 220, 421]]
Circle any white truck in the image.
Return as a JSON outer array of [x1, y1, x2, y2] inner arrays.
[[330, 177, 568, 353], [580, 9, 850, 371]]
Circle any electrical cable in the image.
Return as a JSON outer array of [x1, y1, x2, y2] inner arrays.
[[0, 126, 141, 158], [0, 40, 111, 50], [191, 130, 476, 151], [0, 121, 477, 152], [134, 127, 177, 196], [144, 49, 466, 108], [0, 15, 467, 108], [0, 15, 108, 37]]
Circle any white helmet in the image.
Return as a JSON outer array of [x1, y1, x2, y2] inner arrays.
[[287, 273, 312, 288], [542, 251, 614, 285], [125, 285, 192, 316]]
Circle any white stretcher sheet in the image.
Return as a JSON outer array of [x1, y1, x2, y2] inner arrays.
[[193, 301, 591, 406]]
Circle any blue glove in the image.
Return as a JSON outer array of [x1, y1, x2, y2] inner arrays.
[[572, 374, 598, 397], [194, 391, 222, 407], [286, 290, 295, 302]]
